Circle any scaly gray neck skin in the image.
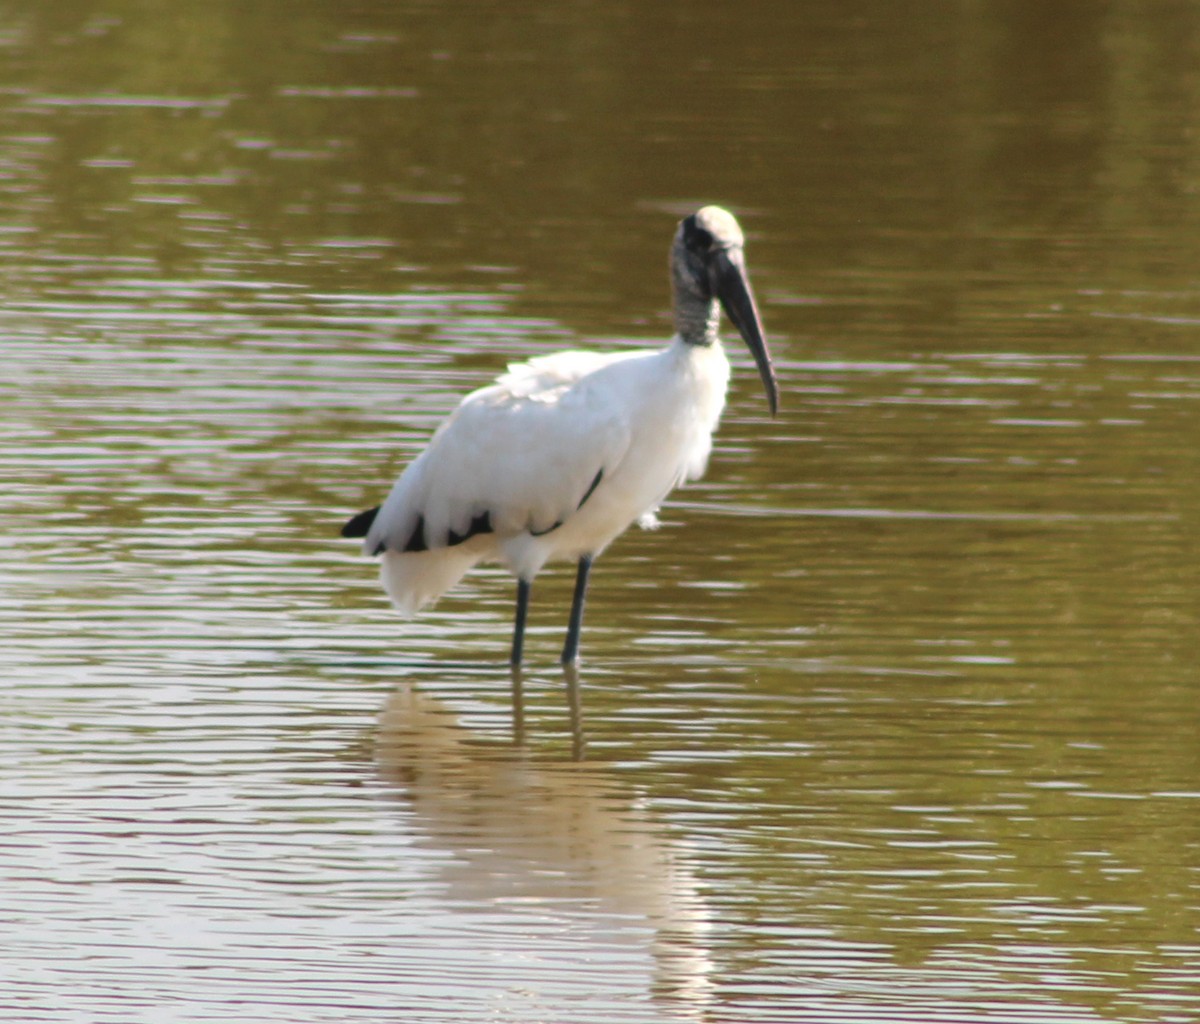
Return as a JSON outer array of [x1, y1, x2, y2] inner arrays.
[[674, 292, 721, 346], [670, 238, 722, 347]]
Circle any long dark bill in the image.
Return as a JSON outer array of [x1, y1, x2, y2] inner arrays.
[[712, 248, 779, 416]]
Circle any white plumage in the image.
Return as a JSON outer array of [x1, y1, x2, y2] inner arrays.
[[342, 205, 777, 664]]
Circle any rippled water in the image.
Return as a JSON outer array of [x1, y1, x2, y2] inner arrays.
[[3, 2, 1200, 1023]]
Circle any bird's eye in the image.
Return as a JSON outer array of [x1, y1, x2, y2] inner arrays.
[[682, 216, 715, 253]]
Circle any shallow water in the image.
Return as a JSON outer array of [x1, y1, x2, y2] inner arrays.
[[2, 2, 1199, 1022]]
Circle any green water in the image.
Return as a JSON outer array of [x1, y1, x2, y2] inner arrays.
[[2, 2, 1198, 1022]]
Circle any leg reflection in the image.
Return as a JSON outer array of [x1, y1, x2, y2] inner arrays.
[[509, 663, 525, 746], [563, 661, 585, 762]]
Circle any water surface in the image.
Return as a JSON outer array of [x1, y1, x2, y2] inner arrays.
[[2, 2, 1199, 1022]]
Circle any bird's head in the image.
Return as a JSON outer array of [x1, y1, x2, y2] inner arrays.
[[672, 206, 779, 416]]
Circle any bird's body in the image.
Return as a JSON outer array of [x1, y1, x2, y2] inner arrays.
[[366, 338, 730, 613], [343, 205, 777, 664]]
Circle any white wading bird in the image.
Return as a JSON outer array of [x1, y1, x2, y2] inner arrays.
[[341, 205, 778, 665]]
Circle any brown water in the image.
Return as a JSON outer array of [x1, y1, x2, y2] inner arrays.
[[2, 2, 1199, 1022]]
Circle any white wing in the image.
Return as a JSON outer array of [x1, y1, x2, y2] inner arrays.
[[365, 349, 645, 556], [495, 349, 614, 399]]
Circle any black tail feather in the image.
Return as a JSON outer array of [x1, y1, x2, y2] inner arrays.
[[341, 505, 380, 538]]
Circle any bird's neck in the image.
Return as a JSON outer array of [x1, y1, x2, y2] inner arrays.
[[675, 295, 721, 347]]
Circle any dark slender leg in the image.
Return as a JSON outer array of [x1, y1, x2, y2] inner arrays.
[[560, 555, 593, 664], [511, 578, 531, 666]]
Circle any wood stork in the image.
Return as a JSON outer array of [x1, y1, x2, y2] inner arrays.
[[341, 205, 778, 665]]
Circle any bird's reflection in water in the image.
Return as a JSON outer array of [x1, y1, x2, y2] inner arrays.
[[509, 663, 585, 760], [374, 671, 714, 1016]]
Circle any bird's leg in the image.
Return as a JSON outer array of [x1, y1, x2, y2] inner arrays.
[[560, 555, 593, 664], [511, 578, 532, 666]]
